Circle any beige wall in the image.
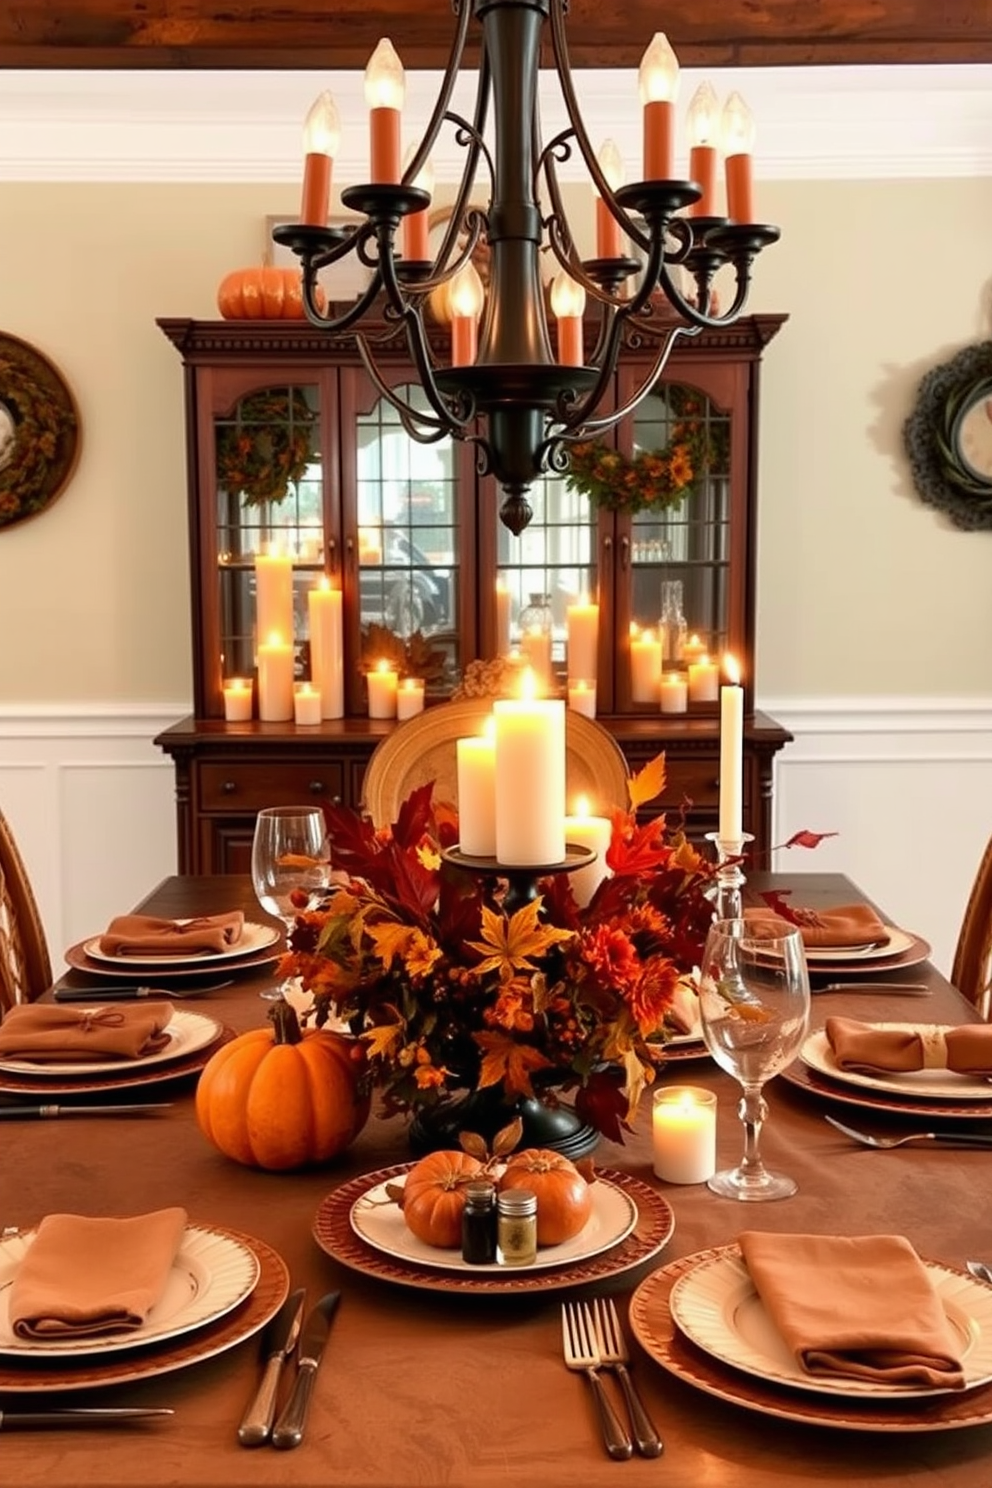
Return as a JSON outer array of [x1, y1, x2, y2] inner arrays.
[[0, 177, 990, 703]]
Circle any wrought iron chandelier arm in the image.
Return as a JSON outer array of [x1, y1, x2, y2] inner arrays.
[[427, 51, 493, 277], [352, 331, 456, 442], [565, 323, 696, 436], [302, 261, 385, 337], [401, 0, 472, 189]]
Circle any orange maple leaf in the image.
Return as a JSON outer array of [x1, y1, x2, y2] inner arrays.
[[466, 899, 573, 983], [361, 1022, 405, 1060], [474, 1030, 554, 1097], [627, 752, 667, 810]]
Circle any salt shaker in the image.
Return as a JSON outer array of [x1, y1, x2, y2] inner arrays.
[[497, 1188, 538, 1266]]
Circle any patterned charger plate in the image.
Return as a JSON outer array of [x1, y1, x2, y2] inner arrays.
[[781, 1058, 992, 1121], [314, 1164, 674, 1294], [0, 1026, 235, 1097]]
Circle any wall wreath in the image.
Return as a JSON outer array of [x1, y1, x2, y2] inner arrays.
[[903, 341, 992, 531], [215, 388, 316, 507], [0, 333, 80, 532]]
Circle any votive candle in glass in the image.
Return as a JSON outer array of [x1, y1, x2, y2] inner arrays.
[[652, 1086, 717, 1184], [396, 677, 426, 721], [223, 677, 253, 722]]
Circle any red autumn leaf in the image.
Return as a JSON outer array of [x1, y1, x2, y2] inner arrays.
[[323, 799, 381, 876], [573, 1067, 631, 1145], [758, 889, 802, 925], [778, 829, 839, 851], [606, 814, 672, 876], [392, 781, 436, 851]]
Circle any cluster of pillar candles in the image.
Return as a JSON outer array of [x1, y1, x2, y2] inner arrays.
[[294, 33, 761, 365]]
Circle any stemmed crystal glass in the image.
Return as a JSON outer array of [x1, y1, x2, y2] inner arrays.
[[251, 805, 330, 1001], [697, 917, 811, 1200]]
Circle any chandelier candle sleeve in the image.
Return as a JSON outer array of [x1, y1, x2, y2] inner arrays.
[[307, 579, 344, 720], [223, 677, 253, 722], [396, 677, 426, 720], [567, 679, 596, 719], [449, 262, 484, 367], [686, 81, 720, 218], [300, 91, 340, 226], [294, 681, 322, 726], [639, 33, 680, 180], [630, 626, 662, 704], [257, 634, 295, 722], [367, 661, 399, 719], [566, 598, 599, 683], [652, 1087, 717, 1184], [456, 725, 497, 858], [722, 91, 755, 224], [402, 150, 434, 261], [550, 271, 586, 368], [365, 38, 404, 184], [719, 658, 744, 843], [254, 548, 293, 659], [493, 690, 566, 866], [563, 799, 612, 908], [594, 139, 624, 259]]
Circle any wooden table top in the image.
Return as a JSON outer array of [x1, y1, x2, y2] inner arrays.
[[3, 872, 991, 1488]]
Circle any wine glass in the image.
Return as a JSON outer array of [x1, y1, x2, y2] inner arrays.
[[251, 805, 330, 1001], [697, 917, 811, 1201]]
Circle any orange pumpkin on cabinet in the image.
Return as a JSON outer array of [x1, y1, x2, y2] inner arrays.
[[216, 265, 326, 320]]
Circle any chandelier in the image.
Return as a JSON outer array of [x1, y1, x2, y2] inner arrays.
[[274, 0, 779, 535]]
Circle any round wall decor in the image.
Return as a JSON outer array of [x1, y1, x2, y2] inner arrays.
[[0, 332, 80, 532], [903, 341, 992, 531]]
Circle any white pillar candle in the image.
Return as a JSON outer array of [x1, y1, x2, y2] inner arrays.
[[222, 677, 253, 722], [254, 547, 294, 656], [456, 721, 497, 857], [652, 1086, 717, 1184], [493, 681, 566, 867], [566, 598, 599, 683], [687, 655, 720, 704], [257, 632, 295, 721], [396, 677, 426, 721], [495, 580, 512, 656], [294, 681, 322, 726], [367, 660, 399, 719], [567, 679, 597, 719], [308, 579, 344, 720], [520, 626, 552, 690], [563, 796, 613, 908], [630, 625, 662, 704], [660, 672, 688, 715], [719, 655, 744, 843]]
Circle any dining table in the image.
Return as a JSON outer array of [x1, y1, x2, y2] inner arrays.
[[3, 870, 992, 1488]]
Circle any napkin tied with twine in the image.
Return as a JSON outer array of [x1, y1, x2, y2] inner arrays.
[[825, 1016, 992, 1077], [9, 1208, 189, 1340], [746, 891, 888, 949], [98, 911, 245, 957], [738, 1231, 965, 1389], [0, 1002, 173, 1063]]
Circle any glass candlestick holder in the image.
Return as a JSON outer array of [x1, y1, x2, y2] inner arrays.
[[705, 831, 754, 921]]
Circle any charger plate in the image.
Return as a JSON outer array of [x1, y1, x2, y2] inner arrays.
[[0, 1025, 235, 1097], [0, 1009, 223, 1078], [668, 1246, 992, 1399], [803, 932, 931, 979], [315, 1164, 673, 1295], [0, 1224, 259, 1358], [780, 1057, 992, 1120], [0, 1227, 287, 1393], [629, 1249, 992, 1432], [800, 1025, 992, 1103], [64, 938, 282, 983]]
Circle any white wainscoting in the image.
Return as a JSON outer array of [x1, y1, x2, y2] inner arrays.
[[0, 699, 989, 983]]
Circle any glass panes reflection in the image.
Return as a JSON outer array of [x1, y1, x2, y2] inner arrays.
[[495, 471, 597, 668]]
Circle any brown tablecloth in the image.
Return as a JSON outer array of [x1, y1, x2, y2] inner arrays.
[[4, 873, 991, 1488]]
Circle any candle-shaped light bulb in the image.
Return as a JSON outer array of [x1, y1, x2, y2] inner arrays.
[[686, 80, 720, 217], [300, 90, 341, 226], [401, 144, 434, 262], [365, 37, 405, 182], [594, 139, 625, 259], [638, 32, 680, 181], [550, 269, 586, 367], [449, 260, 485, 366], [721, 90, 756, 224]]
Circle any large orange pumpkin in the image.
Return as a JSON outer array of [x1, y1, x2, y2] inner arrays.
[[195, 1001, 369, 1171], [401, 1149, 485, 1248], [216, 265, 326, 320], [498, 1148, 593, 1245]]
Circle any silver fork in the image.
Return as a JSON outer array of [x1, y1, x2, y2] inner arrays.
[[591, 1297, 662, 1458], [560, 1301, 632, 1460], [824, 1114, 992, 1149]]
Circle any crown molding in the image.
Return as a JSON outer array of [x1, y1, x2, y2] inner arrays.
[[0, 65, 990, 184]]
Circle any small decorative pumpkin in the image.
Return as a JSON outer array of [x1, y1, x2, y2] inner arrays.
[[195, 1001, 369, 1171], [498, 1148, 593, 1245], [216, 265, 325, 321], [400, 1149, 485, 1248]]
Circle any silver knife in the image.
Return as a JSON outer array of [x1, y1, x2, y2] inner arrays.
[[0, 1408, 174, 1429], [0, 1104, 173, 1118], [812, 982, 930, 994], [237, 1288, 306, 1447], [271, 1291, 340, 1450]]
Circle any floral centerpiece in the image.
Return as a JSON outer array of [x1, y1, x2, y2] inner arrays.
[[283, 754, 717, 1142]]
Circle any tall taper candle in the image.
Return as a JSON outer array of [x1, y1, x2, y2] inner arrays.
[[308, 578, 344, 720], [719, 655, 744, 843]]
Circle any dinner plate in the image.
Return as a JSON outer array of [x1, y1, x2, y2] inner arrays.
[[0, 1025, 235, 1097], [804, 926, 914, 963], [82, 920, 280, 968], [781, 1057, 992, 1121], [0, 1008, 224, 1077], [350, 1173, 637, 1273], [315, 1165, 674, 1295], [800, 1025, 992, 1102], [629, 1251, 992, 1432], [804, 932, 932, 979], [0, 1223, 260, 1358], [668, 1247, 992, 1399], [0, 1227, 287, 1394]]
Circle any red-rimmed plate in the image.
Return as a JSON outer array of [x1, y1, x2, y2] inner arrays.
[[0, 1226, 287, 1393], [63, 939, 283, 983], [804, 931, 932, 979], [781, 1057, 992, 1120], [314, 1164, 674, 1294], [629, 1249, 992, 1432], [0, 1025, 235, 1097]]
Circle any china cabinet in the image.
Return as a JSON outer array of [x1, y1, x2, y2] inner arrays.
[[155, 312, 789, 873]]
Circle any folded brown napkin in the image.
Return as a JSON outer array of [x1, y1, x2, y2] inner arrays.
[[9, 1208, 189, 1340], [0, 1003, 174, 1064], [97, 911, 245, 957], [746, 900, 888, 950], [825, 1015, 992, 1077], [738, 1231, 965, 1389]]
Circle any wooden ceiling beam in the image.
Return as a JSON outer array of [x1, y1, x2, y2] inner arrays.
[[0, 1, 990, 70]]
